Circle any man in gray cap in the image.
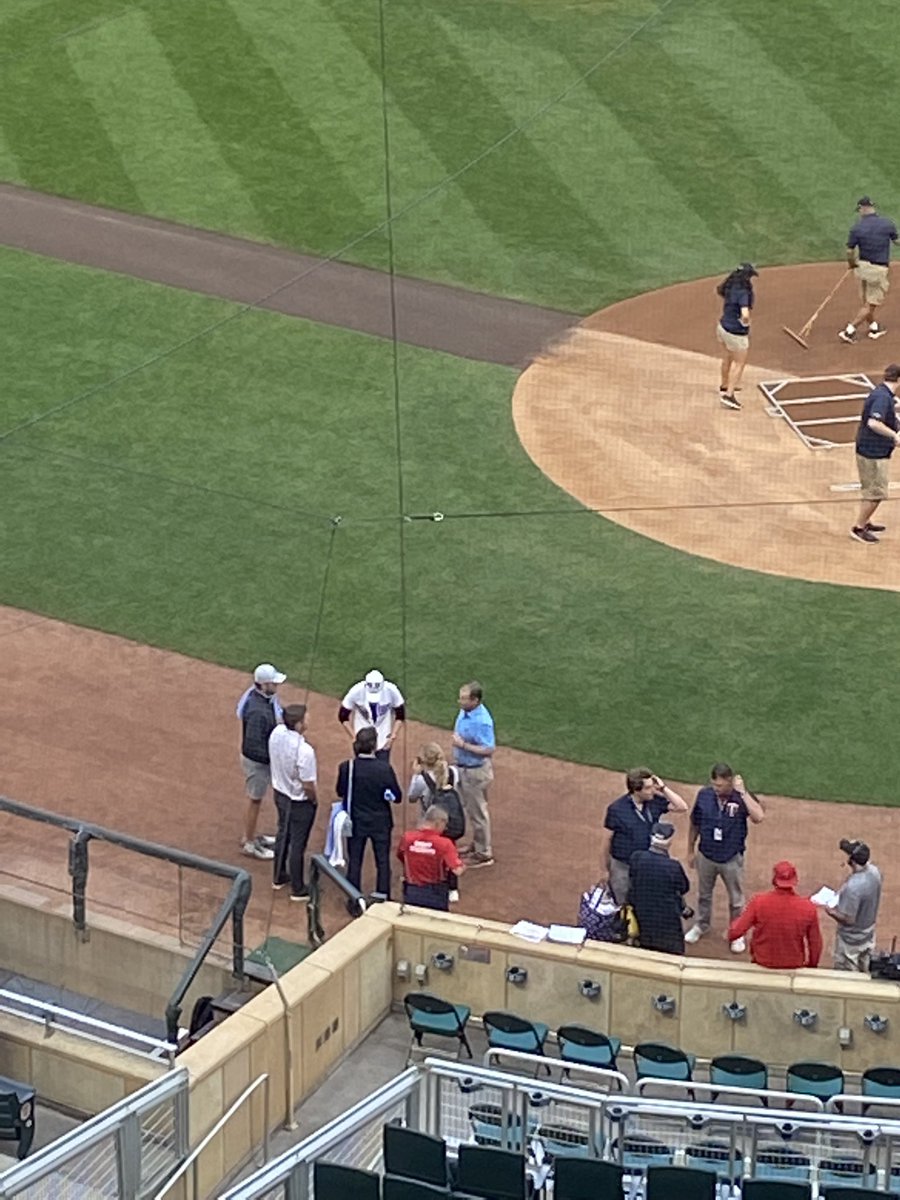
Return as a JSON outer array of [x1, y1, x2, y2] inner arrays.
[[628, 823, 691, 956], [236, 663, 286, 860], [825, 838, 883, 972]]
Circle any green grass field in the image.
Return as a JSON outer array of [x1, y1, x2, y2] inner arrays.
[[2, 0, 900, 804]]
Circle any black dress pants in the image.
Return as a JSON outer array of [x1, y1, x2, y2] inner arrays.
[[273, 793, 317, 895], [347, 826, 392, 897]]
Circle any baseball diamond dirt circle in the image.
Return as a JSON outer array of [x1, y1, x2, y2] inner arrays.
[[3, 604, 898, 964], [514, 263, 900, 591]]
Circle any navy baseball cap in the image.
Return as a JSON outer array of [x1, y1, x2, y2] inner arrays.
[[650, 822, 675, 843], [739, 261, 758, 277], [857, 196, 874, 208]]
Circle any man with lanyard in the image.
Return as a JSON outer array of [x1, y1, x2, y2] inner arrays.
[[452, 681, 496, 869], [599, 768, 688, 905], [839, 197, 898, 344], [396, 806, 465, 912], [850, 364, 900, 544], [685, 763, 766, 952]]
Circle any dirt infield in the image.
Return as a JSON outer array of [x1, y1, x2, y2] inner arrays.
[[514, 263, 900, 591], [3, 605, 898, 964]]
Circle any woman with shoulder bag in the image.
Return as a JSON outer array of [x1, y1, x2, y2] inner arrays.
[[408, 742, 465, 901]]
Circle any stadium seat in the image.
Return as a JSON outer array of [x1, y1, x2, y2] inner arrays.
[[534, 1121, 591, 1159], [609, 1133, 674, 1169], [467, 1102, 529, 1152], [741, 1182, 812, 1200], [383, 1125, 449, 1189], [709, 1053, 769, 1091], [862, 1065, 900, 1097], [455, 1144, 528, 1199], [555, 1024, 621, 1071], [645, 1163, 716, 1199], [552, 1157, 625, 1200], [313, 1161, 380, 1199], [383, 1178, 450, 1200], [684, 1138, 743, 1183], [633, 1041, 695, 1082], [818, 1156, 878, 1189], [482, 1011, 549, 1059], [785, 1061, 845, 1100], [753, 1148, 812, 1182], [0, 1078, 35, 1159], [820, 1189, 882, 1200], [404, 993, 472, 1059]]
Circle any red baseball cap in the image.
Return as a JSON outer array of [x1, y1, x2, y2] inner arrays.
[[773, 861, 798, 889]]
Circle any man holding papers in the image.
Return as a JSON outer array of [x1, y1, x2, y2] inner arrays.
[[822, 839, 883, 972]]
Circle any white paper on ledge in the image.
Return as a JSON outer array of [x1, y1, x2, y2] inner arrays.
[[509, 920, 549, 943], [548, 924, 587, 946], [810, 886, 839, 909]]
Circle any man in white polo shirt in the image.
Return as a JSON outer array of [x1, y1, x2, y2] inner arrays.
[[338, 669, 406, 760], [268, 704, 318, 901]]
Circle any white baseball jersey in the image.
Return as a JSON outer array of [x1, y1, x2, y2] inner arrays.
[[341, 679, 405, 749]]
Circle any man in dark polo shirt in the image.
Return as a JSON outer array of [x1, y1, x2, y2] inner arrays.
[[599, 768, 687, 905], [839, 197, 898, 343], [629, 823, 691, 956], [685, 763, 765, 952], [851, 364, 900, 544]]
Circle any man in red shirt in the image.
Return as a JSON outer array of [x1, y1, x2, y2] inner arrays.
[[727, 861, 822, 968], [396, 808, 465, 912]]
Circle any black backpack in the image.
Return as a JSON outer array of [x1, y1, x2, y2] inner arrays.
[[421, 770, 466, 842]]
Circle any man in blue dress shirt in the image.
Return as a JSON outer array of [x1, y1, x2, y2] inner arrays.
[[452, 681, 496, 868]]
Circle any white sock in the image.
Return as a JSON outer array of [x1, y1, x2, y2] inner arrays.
[[870, 322, 880, 331], [846, 324, 856, 335]]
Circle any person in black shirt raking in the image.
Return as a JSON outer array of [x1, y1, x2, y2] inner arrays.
[[336, 726, 403, 898], [715, 262, 758, 411]]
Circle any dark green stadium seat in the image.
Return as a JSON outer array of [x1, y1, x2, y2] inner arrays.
[[383, 1177, 450, 1200], [313, 1161, 380, 1199], [455, 1145, 527, 1199], [383, 1125, 449, 1188], [741, 1183, 812, 1200], [553, 1157, 625, 1200], [645, 1164, 716, 1199], [0, 1078, 35, 1159]]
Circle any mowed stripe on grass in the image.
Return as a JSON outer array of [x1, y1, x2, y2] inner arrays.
[[0, 0, 890, 309]]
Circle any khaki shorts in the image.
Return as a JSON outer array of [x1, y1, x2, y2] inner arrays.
[[857, 454, 890, 501], [240, 754, 271, 800], [716, 323, 749, 353], [855, 261, 890, 306], [833, 931, 875, 973]]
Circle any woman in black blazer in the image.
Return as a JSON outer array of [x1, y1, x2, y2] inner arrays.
[[336, 726, 403, 897]]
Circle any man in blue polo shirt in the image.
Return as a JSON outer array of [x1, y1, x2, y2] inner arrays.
[[685, 763, 766, 952], [452, 681, 496, 868], [839, 197, 898, 343], [599, 768, 688, 904], [851, 364, 900, 544]]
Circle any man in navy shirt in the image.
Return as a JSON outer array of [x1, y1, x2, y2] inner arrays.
[[839, 197, 898, 343], [599, 768, 688, 904], [851, 364, 900, 543], [685, 763, 765, 952], [629, 823, 691, 956]]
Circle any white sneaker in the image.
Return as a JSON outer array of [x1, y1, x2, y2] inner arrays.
[[731, 936, 747, 953], [448, 889, 460, 903], [242, 841, 274, 860], [684, 925, 704, 944], [869, 325, 888, 340], [258, 835, 277, 848]]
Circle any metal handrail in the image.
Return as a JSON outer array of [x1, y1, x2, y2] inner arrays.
[[0, 988, 177, 1060], [635, 1075, 825, 1112], [0, 1069, 189, 1195], [307, 853, 366, 948], [153, 1073, 270, 1199], [0, 795, 252, 1042], [482, 1048, 629, 1092]]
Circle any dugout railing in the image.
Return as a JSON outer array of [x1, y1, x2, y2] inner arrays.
[[0, 796, 252, 1043]]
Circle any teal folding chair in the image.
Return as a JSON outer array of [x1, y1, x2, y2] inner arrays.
[[710, 1054, 768, 1091], [785, 1061, 844, 1100], [556, 1025, 621, 1071], [404, 992, 472, 1059], [862, 1065, 900, 1097], [633, 1042, 695, 1082], [482, 1011, 549, 1056]]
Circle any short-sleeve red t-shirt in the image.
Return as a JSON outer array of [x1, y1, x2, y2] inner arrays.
[[396, 829, 462, 884]]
